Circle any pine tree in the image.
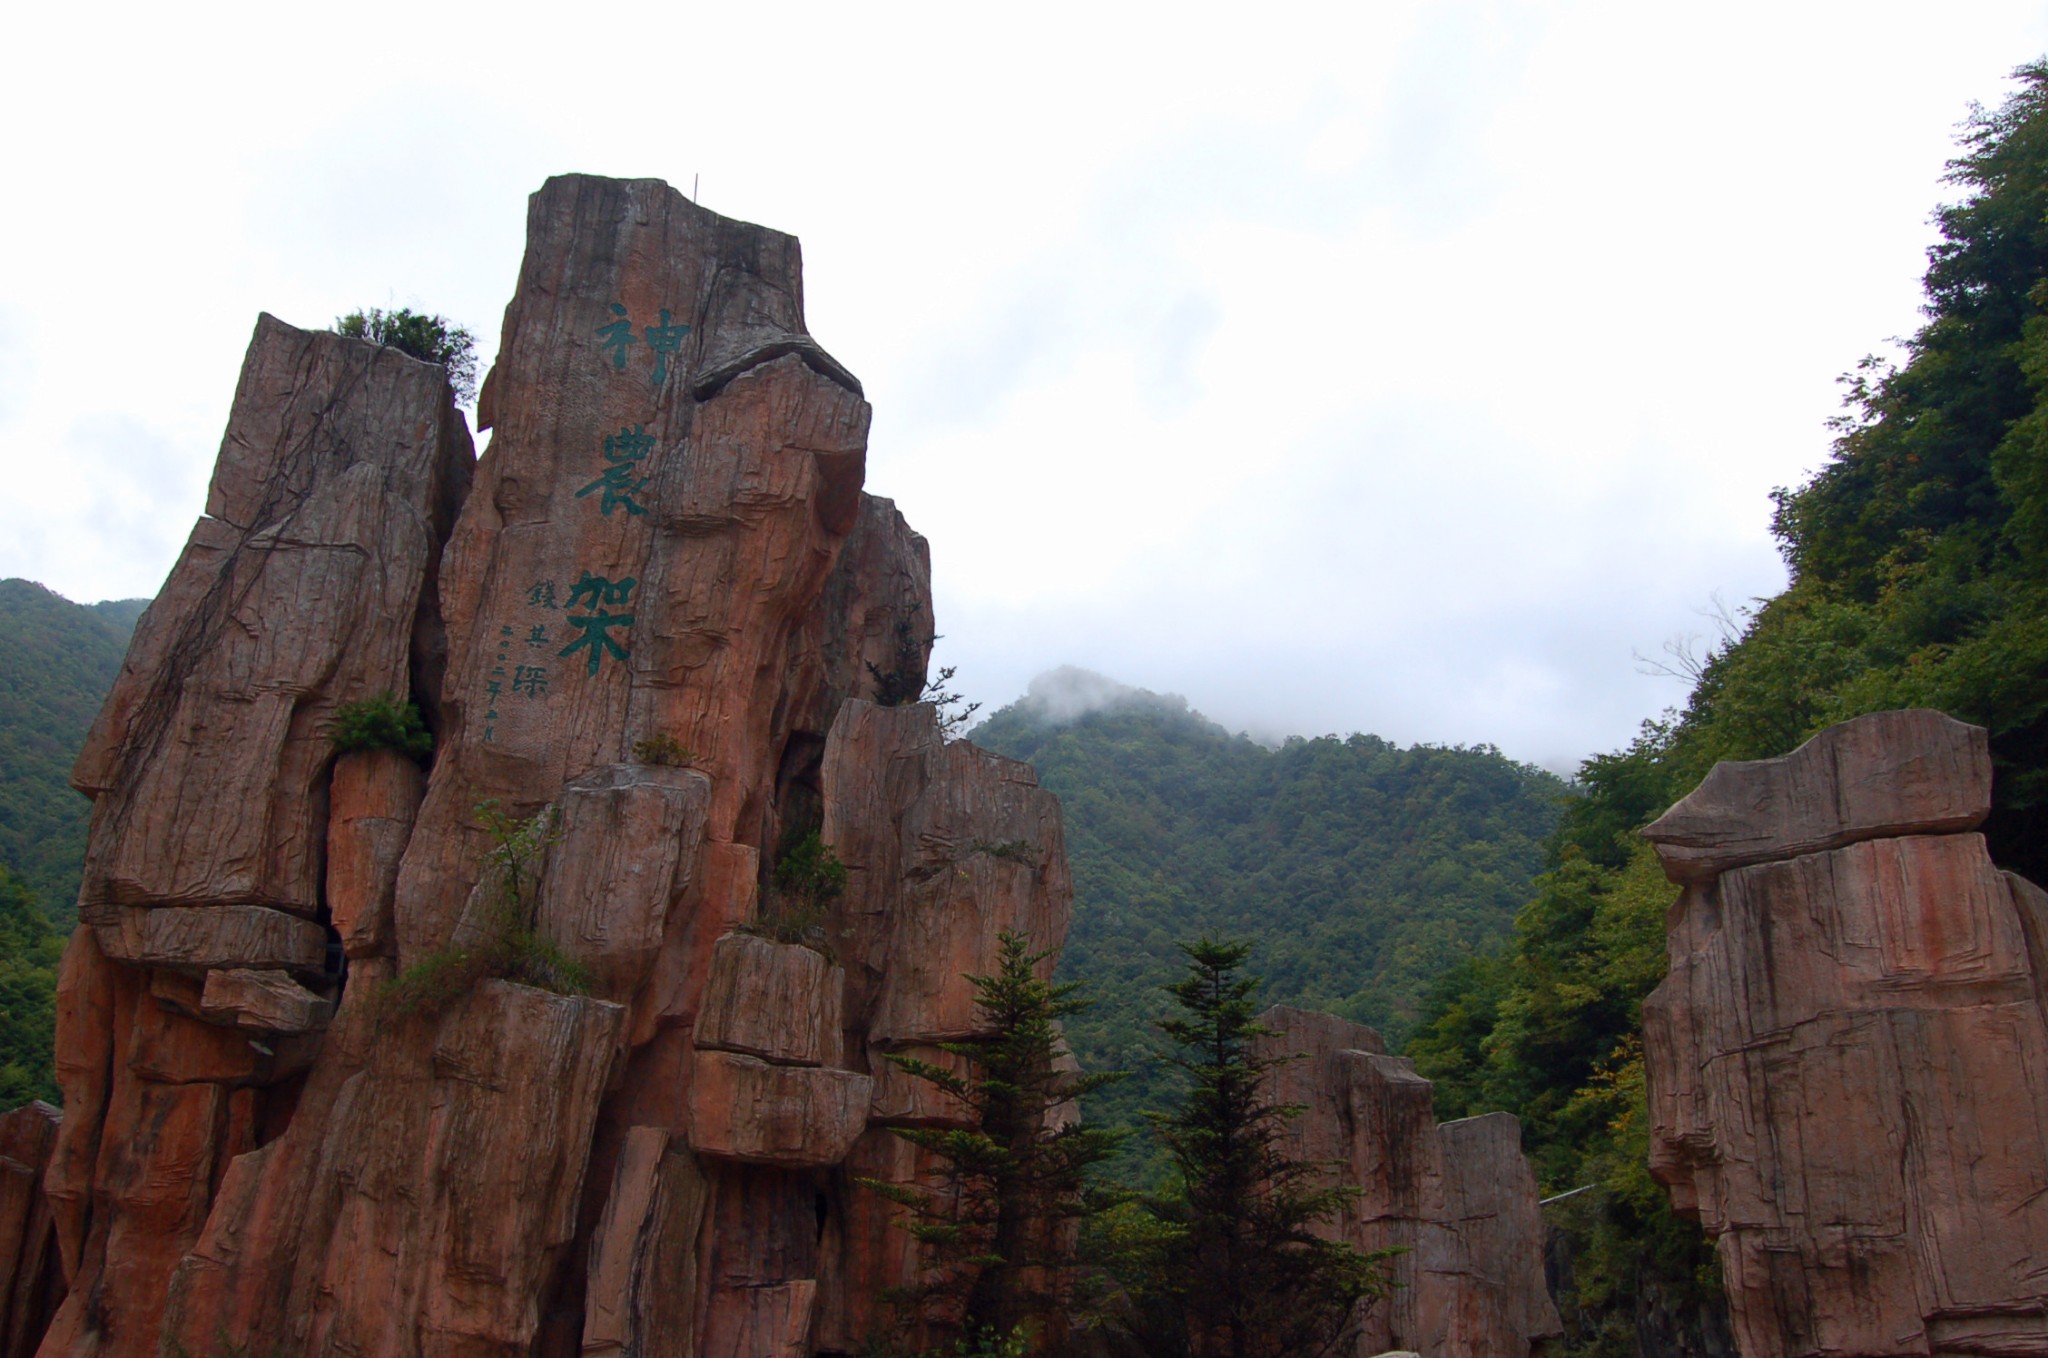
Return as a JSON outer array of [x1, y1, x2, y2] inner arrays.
[[1114, 938, 1394, 1358], [866, 931, 1127, 1354]]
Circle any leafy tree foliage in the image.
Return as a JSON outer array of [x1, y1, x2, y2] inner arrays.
[[1108, 940, 1393, 1358], [1408, 60, 2048, 1354], [330, 692, 433, 761], [0, 865, 61, 1107], [868, 932, 1127, 1355], [0, 580, 144, 920], [754, 828, 848, 950], [970, 686, 1564, 1179], [334, 307, 480, 405]]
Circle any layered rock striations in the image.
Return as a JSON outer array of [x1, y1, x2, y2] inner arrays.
[[1255, 1008, 1563, 1358], [0, 175, 1564, 1358], [17, 175, 1073, 1358], [1642, 709, 2048, 1357]]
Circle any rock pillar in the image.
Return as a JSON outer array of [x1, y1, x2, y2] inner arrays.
[[1642, 709, 2048, 1357]]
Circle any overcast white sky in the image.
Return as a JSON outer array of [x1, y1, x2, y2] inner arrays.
[[5, 2, 2045, 770]]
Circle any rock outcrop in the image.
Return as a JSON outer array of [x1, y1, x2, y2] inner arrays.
[[1643, 709, 2048, 1357], [0, 174, 1565, 1358], [1255, 1007, 1564, 1357], [18, 175, 1075, 1358], [0, 1104, 60, 1358]]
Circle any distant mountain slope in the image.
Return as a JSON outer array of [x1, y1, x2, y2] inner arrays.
[[0, 579, 146, 917], [967, 667, 1567, 1171]]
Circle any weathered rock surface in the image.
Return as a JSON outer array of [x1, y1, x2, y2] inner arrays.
[[528, 761, 711, 1004], [0, 1103, 60, 1358], [327, 748, 427, 958], [197, 968, 332, 1033], [866, 1042, 976, 1128], [697, 934, 845, 1067], [148, 979, 625, 1358], [21, 176, 1058, 1358], [1641, 708, 1990, 883], [72, 314, 472, 916], [1643, 709, 2048, 1357], [686, 1051, 871, 1168], [90, 901, 330, 976], [19, 173, 1562, 1358], [822, 700, 1072, 1044], [1255, 1006, 1563, 1358], [582, 1125, 707, 1358], [389, 178, 872, 965]]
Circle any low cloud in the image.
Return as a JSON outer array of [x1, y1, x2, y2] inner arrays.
[[1009, 666, 1186, 727]]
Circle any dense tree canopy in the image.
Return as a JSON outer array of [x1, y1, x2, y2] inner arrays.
[[969, 685, 1565, 1179], [1408, 59, 2048, 1355], [0, 865, 62, 1107], [0, 580, 144, 920]]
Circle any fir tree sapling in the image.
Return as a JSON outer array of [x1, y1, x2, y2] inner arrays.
[[864, 932, 1128, 1355], [1110, 938, 1395, 1358]]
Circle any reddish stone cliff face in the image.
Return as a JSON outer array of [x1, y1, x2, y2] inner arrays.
[[1255, 1008, 1563, 1358], [1642, 709, 2048, 1357], [1, 176, 1563, 1358], [21, 175, 1073, 1358]]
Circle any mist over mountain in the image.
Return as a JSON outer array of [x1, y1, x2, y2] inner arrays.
[[969, 669, 1568, 1173]]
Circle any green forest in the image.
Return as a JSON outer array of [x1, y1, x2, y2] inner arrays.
[[0, 580, 145, 919], [1404, 60, 2048, 1354], [968, 681, 1567, 1178], [0, 580, 142, 1106]]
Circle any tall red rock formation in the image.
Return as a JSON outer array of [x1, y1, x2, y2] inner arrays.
[[1254, 1007, 1563, 1357], [27, 175, 1057, 1358], [1642, 709, 2048, 1357], [5, 175, 1565, 1358]]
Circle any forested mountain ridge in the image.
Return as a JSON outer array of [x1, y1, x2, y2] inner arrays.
[[0, 579, 146, 919], [1407, 60, 2048, 1357], [968, 669, 1568, 1174], [0, 580, 135, 1106]]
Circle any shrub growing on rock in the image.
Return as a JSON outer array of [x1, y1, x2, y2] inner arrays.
[[334, 306, 479, 404], [330, 693, 432, 762]]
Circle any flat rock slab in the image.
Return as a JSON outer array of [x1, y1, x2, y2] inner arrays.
[[686, 1051, 870, 1168], [1643, 708, 1990, 883], [91, 905, 328, 978], [696, 933, 843, 1067], [198, 969, 332, 1034], [866, 1042, 975, 1128]]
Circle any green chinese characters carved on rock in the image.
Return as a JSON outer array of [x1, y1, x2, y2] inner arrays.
[[577, 423, 655, 517], [594, 302, 691, 385], [557, 571, 638, 676]]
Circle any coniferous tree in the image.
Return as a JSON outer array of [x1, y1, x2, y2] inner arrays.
[[867, 931, 1128, 1354], [1112, 938, 1394, 1358]]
